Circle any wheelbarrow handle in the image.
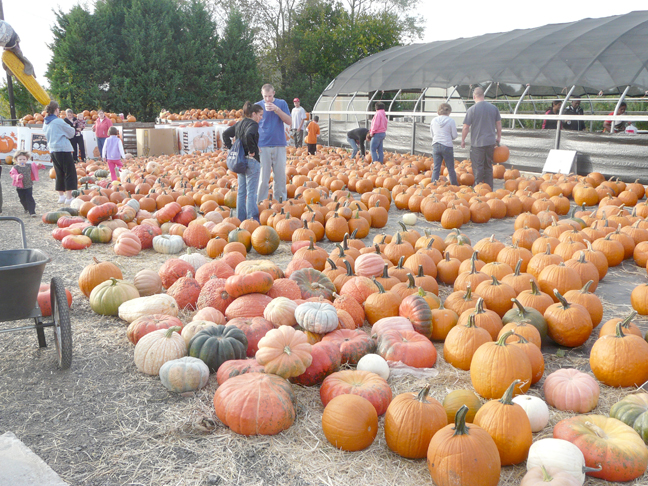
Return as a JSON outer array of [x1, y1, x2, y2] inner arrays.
[[0, 217, 27, 249]]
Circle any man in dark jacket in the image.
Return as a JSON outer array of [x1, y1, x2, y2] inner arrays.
[[347, 127, 369, 158], [563, 98, 585, 131]]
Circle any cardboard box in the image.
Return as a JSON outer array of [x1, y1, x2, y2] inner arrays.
[[136, 128, 178, 157]]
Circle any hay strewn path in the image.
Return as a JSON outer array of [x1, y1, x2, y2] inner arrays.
[[0, 167, 646, 486]]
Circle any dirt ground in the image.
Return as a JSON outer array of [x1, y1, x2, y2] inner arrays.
[[0, 164, 647, 486]]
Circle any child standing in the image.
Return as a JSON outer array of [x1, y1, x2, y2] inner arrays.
[[305, 115, 320, 155], [102, 126, 125, 181], [10, 150, 42, 217]]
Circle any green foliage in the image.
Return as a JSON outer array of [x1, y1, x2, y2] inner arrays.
[[0, 80, 41, 119], [217, 8, 262, 108]]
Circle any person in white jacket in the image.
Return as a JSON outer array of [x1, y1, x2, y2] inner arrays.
[[430, 103, 458, 185]]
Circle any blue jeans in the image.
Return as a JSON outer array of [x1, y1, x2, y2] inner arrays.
[[97, 137, 107, 159], [348, 137, 364, 158], [432, 143, 457, 185], [237, 157, 261, 222], [370, 132, 386, 163]]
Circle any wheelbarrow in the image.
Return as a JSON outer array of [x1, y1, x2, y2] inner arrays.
[[0, 217, 72, 369]]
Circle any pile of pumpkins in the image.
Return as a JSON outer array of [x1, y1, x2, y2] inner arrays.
[[21, 110, 136, 125], [160, 108, 243, 121]]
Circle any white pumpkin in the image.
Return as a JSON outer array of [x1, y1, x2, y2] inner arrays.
[[159, 356, 209, 393], [118, 293, 179, 323], [134, 326, 187, 375], [153, 234, 185, 254], [70, 198, 85, 211], [204, 211, 224, 224], [294, 301, 338, 334], [512, 395, 550, 432], [357, 354, 390, 380], [527, 438, 593, 485], [181, 320, 219, 347], [125, 198, 140, 213], [192, 307, 225, 324], [180, 248, 209, 271], [402, 213, 417, 225], [264, 297, 298, 327]]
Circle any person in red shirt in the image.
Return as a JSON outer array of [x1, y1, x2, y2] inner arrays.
[[92, 110, 113, 159], [603, 102, 627, 133]]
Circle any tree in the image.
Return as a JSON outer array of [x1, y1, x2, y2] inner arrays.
[[217, 8, 261, 107], [0, 80, 40, 119]]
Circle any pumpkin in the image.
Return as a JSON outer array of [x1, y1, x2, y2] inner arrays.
[[195, 260, 234, 286], [225, 271, 274, 298], [589, 322, 648, 387], [543, 368, 599, 413], [255, 326, 312, 378], [133, 326, 187, 375], [117, 293, 179, 323], [290, 268, 336, 300], [126, 314, 184, 345], [188, 324, 248, 372], [166, 271, 201, 310], [544, 289, 592, 347], [62, 234, 92, 250], [133, 269, 162, 296], [213, 373, 295, 435], [159, 356, 209, 393], [89, 278, 140, 316], [290, 340, 341, 386], [251, 225, 280, 255], [363, 279, 401, 324], [86, 202, 118, 226], [442, 389, 482, 424], [322, 328, 376, 365], [598, 310, 642, 338], [294, 301, 338, 334], [225, 317, 272, 357], [181, 320, 219, 347], [470, 330, 532, 399], [263, 297, 298, 327], [527, 438, 596, 485], [502, 297, 549, 346], [384, 385, 448, 459], [356, 353, 390, 380], [443, 313, 492, 370], [520, 466, 581, 486], [78, 257, 123, 297], [377, 329, 437, 368], [193, 307, 226, 324], [398, 292, 432, 338], [236, 259, 285, 280], [430, 301, 459, 341], [511, 395, 550, 433], [553, 414, 648, 482], [609, 393, 648, 443], [426, 405, 501, 486], [152, 234, 185, 254], [82, 224, 112, 243], [216, 358, 264, 385], [159, 258, 195, 289], [354, 252, 385, 278], [320, 369, 392, 416], [322, 394, 378, 451], [473, 380, 533, 465], [224, 293, 272, 320]]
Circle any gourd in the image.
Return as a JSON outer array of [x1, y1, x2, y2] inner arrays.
[[89, 278, 140, 316], [133, 326, 187, 375], [117, 294, 179, 323], [159, 356, 209, 393]]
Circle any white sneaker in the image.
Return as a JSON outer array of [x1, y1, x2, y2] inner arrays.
[[65, 198, 74, 205], [57, 195, 66, 203]]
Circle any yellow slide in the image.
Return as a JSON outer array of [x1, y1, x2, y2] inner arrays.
[[2, 50, 50, 106]]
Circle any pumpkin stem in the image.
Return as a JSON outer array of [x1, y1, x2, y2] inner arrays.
[[466, 313, 477, 328], [406, 273, 415, 288], [343, 259, 354, 276], [620, 311, 638, 329], [335, 243, 345, 258], [382, 264, 390, 279], [530, 279, 542, 295], [511, 298, 527, 316], [372, 277, 386, 294], [475, 297, 485, 314], [452, 405, 470, 436], [463, 284, 472, 301], [395, 232, 403, 245], [553, 289, 570, 309], [164, 326, 182, 338], [398, 221, 407, 232], [397, 255, 405, 269], [426, 238, 434, 250], [416, 384, 431, 402], [584, 421, 608, 440], [615, 320, 627, 338], [283, 345, 292, 356], [514, 258, 522, 276], [308, 236, 316, 250], [374, 244, 382, 254], [499, 379, 521, 405], [380, 234, 387, 244], [326, 258, 337, 270], [496, 330, 515, 346], [417, 264, 425, 278], [580, 280, 594, 293]]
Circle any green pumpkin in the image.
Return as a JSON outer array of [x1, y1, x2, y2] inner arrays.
[[42, 211, 72, 224], [610, 393, 648, 443], [188, 325, 248, 373], [57, 206, 79, 216], [94, 169, 110, 178], [83, 225, 113, 243], [89, 277, 140, 316], [502, 298, 549, 345], [228, 228, 252, 251]]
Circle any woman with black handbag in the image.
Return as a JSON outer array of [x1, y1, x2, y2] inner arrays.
[[234, 102, 263, 222]]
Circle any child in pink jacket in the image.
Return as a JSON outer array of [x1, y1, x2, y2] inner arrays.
[[10, 150, 43, 217], [102, 126, 125, 181]]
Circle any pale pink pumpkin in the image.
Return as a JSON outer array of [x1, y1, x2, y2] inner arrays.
[[543, 368, 599, 413]]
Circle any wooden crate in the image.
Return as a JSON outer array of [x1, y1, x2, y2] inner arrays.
[[120, 122, 154, 156]]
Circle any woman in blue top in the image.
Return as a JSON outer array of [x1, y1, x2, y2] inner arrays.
[[42, 101, 77, 204]]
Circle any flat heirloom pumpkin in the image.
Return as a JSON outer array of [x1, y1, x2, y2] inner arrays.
[[134, 326, 187, 375], [118, 294, 179, 323], [213, 372, 295, 436], [553, 414, 648, 482], [89, 278, 140, 316], [188, 325, 248, 372], [294, 301, 338, 334], [609, 393, 648, 443], [255, 326, 312, 379], [320, 369, 392, 416], [159, 356, 209, 393]]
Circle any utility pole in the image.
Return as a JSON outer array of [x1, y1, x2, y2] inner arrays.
[[0, 0, 17, 125]]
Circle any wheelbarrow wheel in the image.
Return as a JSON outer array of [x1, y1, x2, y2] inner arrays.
[[50, 276, 72, 369]]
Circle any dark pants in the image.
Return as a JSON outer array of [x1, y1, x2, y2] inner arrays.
[[71, 135, 86, 161], [307, 143, 316, 155], [51, 152, 78, 191], [0, 166, 3, 212], [470, 145, 495, 189], [97, 137, 107, 159], [17, 187, 36, 215], [432, 143, 457, 185]]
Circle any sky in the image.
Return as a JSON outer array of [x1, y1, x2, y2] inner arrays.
[[2, 0, 639, 88]]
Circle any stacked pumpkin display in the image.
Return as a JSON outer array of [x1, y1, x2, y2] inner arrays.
[[62, 143, 648, 485]]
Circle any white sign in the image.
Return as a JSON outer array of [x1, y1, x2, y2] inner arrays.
[[543, 149, 577, 175], [177, 127, 216, 154], [0, 126, 18, 160]]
